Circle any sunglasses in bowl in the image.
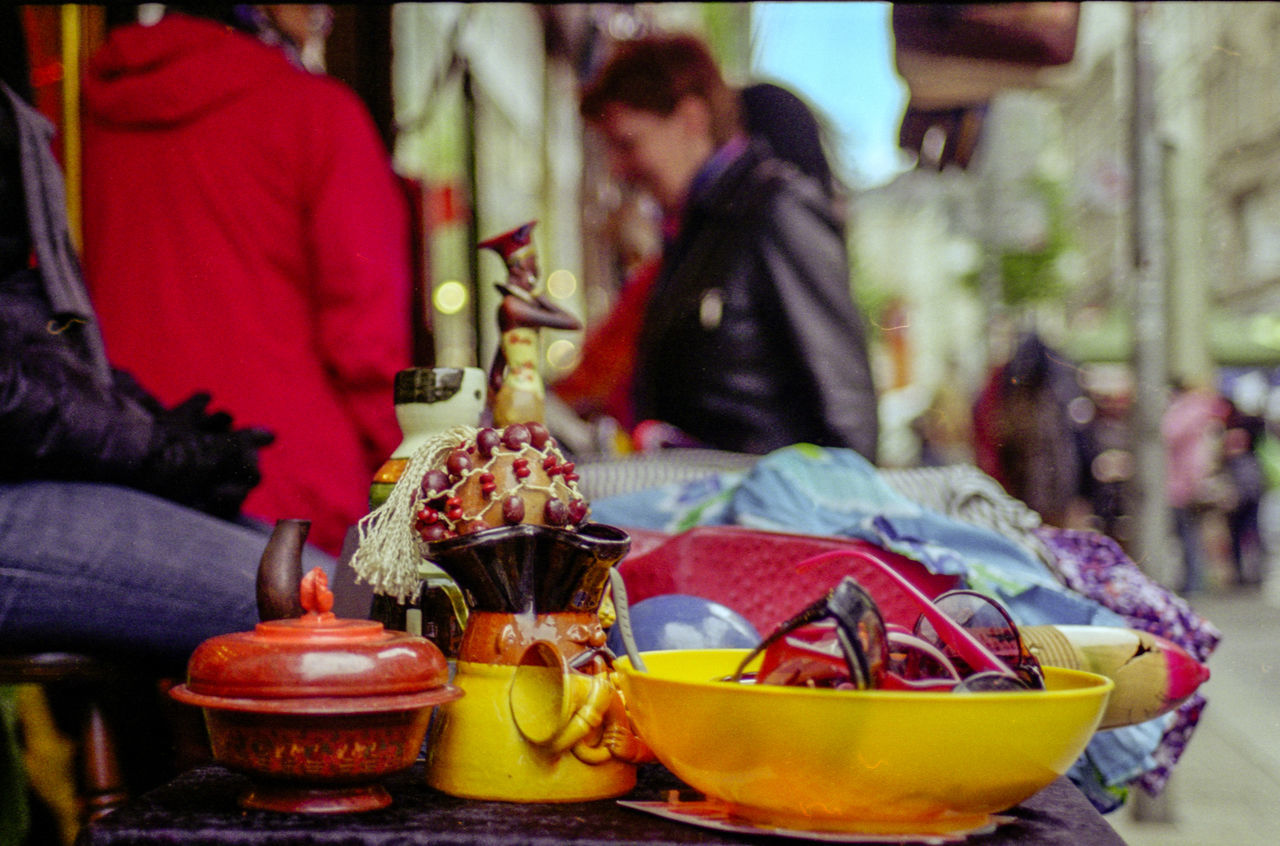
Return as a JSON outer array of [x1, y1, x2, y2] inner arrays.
[[728, 562, 1044, 693]]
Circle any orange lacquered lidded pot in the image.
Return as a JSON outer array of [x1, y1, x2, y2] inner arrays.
[[170, 568, 462, 814]]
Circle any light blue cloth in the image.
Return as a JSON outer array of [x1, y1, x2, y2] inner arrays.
[[594, 444, 1161, 809]]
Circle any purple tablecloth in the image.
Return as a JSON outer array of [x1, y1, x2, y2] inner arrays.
[[74, 762, 1126, 845]]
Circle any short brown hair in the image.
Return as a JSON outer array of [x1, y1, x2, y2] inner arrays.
[[580, 34, 741, 146]]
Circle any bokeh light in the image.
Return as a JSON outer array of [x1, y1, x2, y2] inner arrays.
[[434, 280, 468, 315], [546, 269, 578, 300], [546, 338, 580, 372]]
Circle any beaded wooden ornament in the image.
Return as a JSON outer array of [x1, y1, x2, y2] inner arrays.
[[413, 421, 588, 542], [351, 423, 589, 602]]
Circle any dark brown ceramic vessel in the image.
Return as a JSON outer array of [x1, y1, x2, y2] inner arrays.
[[423, 522, 630, 665]]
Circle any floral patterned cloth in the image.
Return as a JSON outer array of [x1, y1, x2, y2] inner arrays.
[[1036, 527, 1221, 796]]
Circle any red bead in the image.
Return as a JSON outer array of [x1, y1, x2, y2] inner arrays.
[[544, 499, 569, 526], [542, 455, 559, 472], [568, 499, 588, 524], [502, 424, 531, 450], [446, 448, 473, 477], [476, 427, 501, 457], [420, 469, 450, 497], [445, 496, 463, 521], [513, 458, 531, 479], [502, 496, 525, 524], [418, 522, 448, 543], [526, 421, 550, 449]]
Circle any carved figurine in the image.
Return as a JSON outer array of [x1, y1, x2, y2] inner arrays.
[[479, 222, 581, 427]]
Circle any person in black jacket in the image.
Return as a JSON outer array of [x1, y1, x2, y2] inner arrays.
[[0, 19, 333, 671], [740, 81, 843, 209], [579, 34, 878, 460]]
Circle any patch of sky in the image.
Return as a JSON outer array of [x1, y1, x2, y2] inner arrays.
[[750, 2, 911, 188]]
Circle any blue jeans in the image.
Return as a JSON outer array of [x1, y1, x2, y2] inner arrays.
[[1172, 505, 1206, 593], [0, 481, 336, 669]]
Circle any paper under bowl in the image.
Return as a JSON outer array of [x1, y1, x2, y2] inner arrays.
[[615, 649, 1111, 834]]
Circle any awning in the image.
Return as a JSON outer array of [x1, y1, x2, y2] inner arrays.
[[892, 3, 1080, 170]]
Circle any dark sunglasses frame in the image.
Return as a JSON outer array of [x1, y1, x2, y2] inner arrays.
[[918, 589, 1045, 690], [731, 576, 887, 689], [728, 548, 1042, 692]]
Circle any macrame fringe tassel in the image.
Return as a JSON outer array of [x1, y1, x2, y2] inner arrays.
[[350, 424, 480, 603]]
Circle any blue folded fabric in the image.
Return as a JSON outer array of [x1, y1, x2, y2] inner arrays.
[[593, 443, 1163, 805]]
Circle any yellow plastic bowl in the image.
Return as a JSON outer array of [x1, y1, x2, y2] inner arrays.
[[616, 649, 1112, 835]]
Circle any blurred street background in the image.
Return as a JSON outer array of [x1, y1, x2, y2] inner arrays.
[[15, 3, 1280, 842], [1107, 587, 1280, 845]]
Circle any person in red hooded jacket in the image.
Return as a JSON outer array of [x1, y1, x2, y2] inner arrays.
[[80, 6, 411, 555]]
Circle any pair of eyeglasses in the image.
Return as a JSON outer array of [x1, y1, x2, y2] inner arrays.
[[728, 571, 1043, 693], [918, 590, 1045, 690], [730, 576, 888, 690]]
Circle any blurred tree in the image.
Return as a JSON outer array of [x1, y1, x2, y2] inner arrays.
[[963, 174, 1071, 306]]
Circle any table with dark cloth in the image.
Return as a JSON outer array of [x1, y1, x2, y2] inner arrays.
[[74, 761, 1125, 846]]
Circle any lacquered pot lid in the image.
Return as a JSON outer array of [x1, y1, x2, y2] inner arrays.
[[183, 568, 451, 701]]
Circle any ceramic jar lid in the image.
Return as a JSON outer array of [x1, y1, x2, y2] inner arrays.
[[184, 568, 450, 701]]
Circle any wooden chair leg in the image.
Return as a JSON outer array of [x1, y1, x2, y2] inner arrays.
[[80, 700, 128, 824]]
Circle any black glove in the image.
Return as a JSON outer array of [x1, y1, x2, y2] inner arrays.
[[139, 422, 275, 520], [113, 370, 234, 432], [163, 391, 235, 434]]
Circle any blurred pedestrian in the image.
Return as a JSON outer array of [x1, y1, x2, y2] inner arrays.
[[551, 254, 660, 436], [1224, 400, 1266, 586], [915, 378, 974, 467], [740, 80, 844, 210], [557, 76, 863, 452], [973, 332, 1091, 528], [1, 10, 337, 670], [1163, 379, 1231, 594], [1080, 387, 1135, 541], [578, 34, 878, 460], [80, 5, 411, 555], [4, 16, 345, 811]]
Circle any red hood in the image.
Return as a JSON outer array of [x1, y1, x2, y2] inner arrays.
[[83, 14, 296, 128]]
